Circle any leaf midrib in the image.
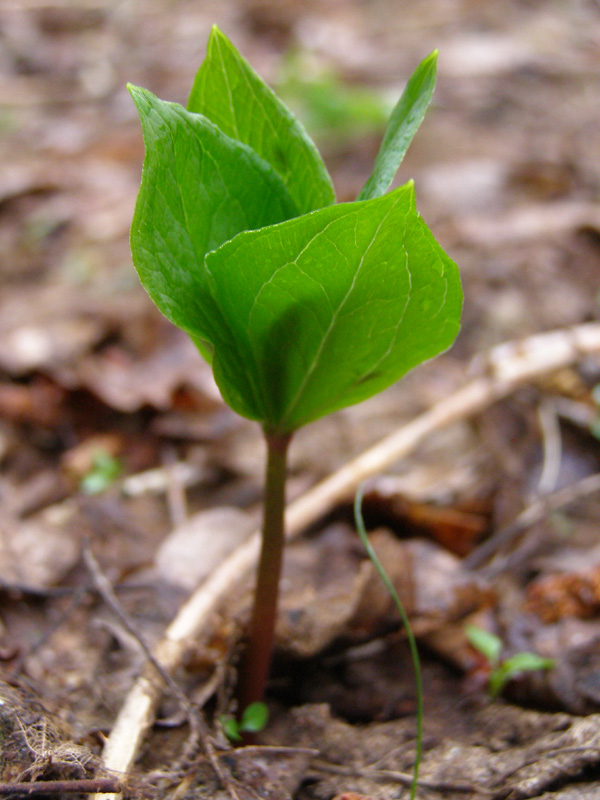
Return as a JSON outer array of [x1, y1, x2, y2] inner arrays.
[[277, 198, 401, 429]]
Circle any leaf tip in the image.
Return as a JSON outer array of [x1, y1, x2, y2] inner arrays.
[[413, 50, 438, 84], [421, 50, 438, 77], [208, 22, 227, 46], [209, 22, 221, 38], [127, 83, 148, 107]]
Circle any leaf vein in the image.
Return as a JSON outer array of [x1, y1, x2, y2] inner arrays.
[[278, 201, 399, 427]]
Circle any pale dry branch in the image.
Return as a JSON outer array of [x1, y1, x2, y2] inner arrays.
[[94, 321, 600, 799]]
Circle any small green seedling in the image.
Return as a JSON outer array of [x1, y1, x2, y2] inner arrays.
[[220, 701, 269, 744], [128, 25, 462, 714], [80, 450, 123, 495], [465, 624, 555, 698]]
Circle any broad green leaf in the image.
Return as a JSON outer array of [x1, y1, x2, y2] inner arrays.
[[358, 51, 437, 201], [205, 183, 462, 433], [188, 26, 335, 215], [128, 84, 297, 350]]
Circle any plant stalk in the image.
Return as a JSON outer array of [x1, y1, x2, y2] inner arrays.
[[236, 430, 292, 713]]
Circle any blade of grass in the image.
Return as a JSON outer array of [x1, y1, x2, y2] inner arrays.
[[354, 483, 423, 800]]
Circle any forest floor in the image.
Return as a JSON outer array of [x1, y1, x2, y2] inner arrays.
[[1, 1, 600, 798]]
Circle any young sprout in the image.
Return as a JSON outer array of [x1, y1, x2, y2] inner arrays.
[[465, 624, 555, 698], [220, 701, 269, 744], [80, 450, 123, 495], [128, 25, 462, 715]]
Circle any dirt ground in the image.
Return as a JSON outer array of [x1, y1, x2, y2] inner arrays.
[[2, 1, 600, 798]]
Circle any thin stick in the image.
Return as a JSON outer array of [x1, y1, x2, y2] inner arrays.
[[309, 758, 493, 794], [83, 544, 227, 795], [94, 321, 600, 799], [536, 397, 562, 495], [83, 543, 194, 721], [354, 484, 422, 800], [465, 471, 600, 571], [0, 778, 122, 797]]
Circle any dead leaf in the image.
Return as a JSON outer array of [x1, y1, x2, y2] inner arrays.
[[0, 502, 79, 589], [526, 568, 600, 623], [155, 507, 256, 591]]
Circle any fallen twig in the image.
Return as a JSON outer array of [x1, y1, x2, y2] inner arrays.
[[309, 757, 493, 794], [94, 321, 600, 799], [0, 778, 122, 797], [83, 544, 231, 796]]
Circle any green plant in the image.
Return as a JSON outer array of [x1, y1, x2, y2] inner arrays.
[[80, 450, 123, 495], [465, 624, 555, 698], [354, 484, 422, 800], [220, 701, 269, 743], [128, 25, 462, 714]]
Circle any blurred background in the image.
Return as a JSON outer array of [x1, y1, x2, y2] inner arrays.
[[1, 0, 600, 500], [1, 0, 600, 535], [1, 0, 600, 766], [2, 0, 599, 363]]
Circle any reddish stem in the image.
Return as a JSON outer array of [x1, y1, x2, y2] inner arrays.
[[236, 430, 291, 712]]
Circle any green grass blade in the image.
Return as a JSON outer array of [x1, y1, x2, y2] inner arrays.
[[354, 483, 423, 800]]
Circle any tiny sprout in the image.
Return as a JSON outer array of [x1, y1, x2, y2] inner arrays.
[[220, 701, 269, 743], [80, 450, 122, 495], [465, 624, 555, 698]]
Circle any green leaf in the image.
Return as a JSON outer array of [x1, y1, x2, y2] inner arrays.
[[79, 450, 122, 495], [240, 701, 269, 733], [219, 715, 242, 742], [128, 84, 297, 348], [465, 624, 503, 668], [205, 182, 462, 432], [489, 653, 555, 697], [500, 652, 555, 678], [358, 51, 437, 201], [188, 25, 335, 215]]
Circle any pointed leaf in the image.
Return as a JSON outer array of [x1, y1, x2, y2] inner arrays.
[[502, 653, 555, 675], [219, 716, 242, 742], [489, 653, 554, 697], [240, 701, 269, 733], [358, 51, 437, 201], [465, 624, 502, 668], [187, 26, 335, 215], [128, 84, 297, 349], [205, 183, 462, 432]]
